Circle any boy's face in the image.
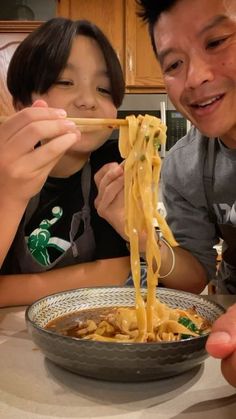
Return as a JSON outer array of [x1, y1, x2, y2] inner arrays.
[[32, 35, 117, 155], [154, 0, 236, 147]]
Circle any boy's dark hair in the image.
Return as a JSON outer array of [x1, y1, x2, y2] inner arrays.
[[136, 0, 179, 55], [7, 17, 125, 109]]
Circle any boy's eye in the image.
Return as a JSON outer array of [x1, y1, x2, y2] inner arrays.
[[55, 80, 73, 86], [97, 86, 111, 95]]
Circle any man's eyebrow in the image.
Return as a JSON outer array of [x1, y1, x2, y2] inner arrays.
[[157, 48, 178, 66], [198, 14, 228, 36], [157, 15, 229, 65]]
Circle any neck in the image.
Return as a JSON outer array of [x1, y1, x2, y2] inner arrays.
[[220, 136, 236, 149], [49, 151, 90, 178]]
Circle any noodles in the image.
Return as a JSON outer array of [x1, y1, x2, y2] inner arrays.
[[45, 114, 212, 343], [119, 114, 179, 341]]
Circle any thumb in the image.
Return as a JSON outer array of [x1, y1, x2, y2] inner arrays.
[[32, 99, 49, 108], [206, 331, 234, 359]]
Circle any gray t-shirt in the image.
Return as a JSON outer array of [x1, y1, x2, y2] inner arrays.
[[161, 126, 236, 293]]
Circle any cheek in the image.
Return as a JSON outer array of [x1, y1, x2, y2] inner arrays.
[[102, 101, 117, 118], [165, 80, 182, 107]]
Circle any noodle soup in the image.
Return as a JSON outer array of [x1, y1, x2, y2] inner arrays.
[[45, 302, 212, 343]]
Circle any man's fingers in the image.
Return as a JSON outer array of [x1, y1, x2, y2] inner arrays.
[[206, 331, 234, 358], [221, 351, 236, 387], [206, 304, 236, 359]]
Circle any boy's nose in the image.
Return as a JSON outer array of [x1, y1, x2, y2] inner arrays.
[[74, 88, 97, 110]]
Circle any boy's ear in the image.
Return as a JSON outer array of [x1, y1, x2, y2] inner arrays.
[[13, 100, 25, 111]]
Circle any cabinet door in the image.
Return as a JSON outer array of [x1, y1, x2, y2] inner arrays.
[[125, 0, 164, 90], [57, 0, 124, 67], [0, 33, 27, 115]]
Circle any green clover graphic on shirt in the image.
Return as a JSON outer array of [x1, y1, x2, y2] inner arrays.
[[27, 206, 71, 266]]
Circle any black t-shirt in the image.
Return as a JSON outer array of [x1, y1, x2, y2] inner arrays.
[[1, 141, 129, 273]]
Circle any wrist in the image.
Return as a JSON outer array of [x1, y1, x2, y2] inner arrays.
[[159, 238, 176, 279]]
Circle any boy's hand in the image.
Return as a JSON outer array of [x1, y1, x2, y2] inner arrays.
[[0, 100, 80, 205]]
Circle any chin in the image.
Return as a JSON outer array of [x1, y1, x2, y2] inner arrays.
[[192, 119, 226, 138], [71, 139, 107, 154]]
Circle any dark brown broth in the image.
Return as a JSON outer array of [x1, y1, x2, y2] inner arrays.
[[45, 306, 124, 337]]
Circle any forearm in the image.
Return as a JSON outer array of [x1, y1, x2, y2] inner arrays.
[[0, 198, 27, 267], [0, 256, 130, 307], [159, 242, 208, 293]]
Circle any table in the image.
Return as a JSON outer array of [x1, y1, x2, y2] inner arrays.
[[0, 296, 236, 419]]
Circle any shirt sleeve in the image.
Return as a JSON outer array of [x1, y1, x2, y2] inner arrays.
[[161, 147, 218, 282]]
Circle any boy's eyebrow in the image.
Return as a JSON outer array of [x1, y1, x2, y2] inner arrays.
[[64, 62, 109, 77], [157, 14, 228, 65]]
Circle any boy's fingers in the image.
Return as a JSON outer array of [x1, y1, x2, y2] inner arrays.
[[94, 162, 120, 186], [0, 106, 68, 144], [18, 132, 79, 172], [6, 119, 79, 158]]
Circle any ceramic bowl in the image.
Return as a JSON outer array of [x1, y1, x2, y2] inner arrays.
[[25, 287, 225, 382]]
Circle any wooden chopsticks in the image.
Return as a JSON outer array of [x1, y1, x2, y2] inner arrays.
[[68, 117, 127, 127], [0, 115, 128, 128]]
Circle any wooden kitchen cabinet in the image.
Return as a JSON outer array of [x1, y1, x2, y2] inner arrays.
[[125, 0, 164, 90], [57, 0, 125, 67], [0, 21, 41, 115], [0, 0, 165, 115], [57, 0, 165, 92]]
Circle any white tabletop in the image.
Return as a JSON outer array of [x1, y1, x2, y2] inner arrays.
[[1, 296, 236, 419]]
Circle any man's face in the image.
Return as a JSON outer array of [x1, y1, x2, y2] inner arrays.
[[154, 0, 236, 147]]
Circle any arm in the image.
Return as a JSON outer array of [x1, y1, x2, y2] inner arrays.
[[94, 163, 208, 294], [0, 101, 80, 266], [206, 304, 236, 387], [0, 256, 130, 307]]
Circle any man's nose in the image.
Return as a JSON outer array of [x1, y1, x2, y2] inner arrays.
[[185, 54, 214, 89]]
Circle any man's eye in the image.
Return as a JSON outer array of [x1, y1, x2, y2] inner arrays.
[[164, 60, 181, 74], [97, 87, 111, 95], [206, 37, 227, 49]]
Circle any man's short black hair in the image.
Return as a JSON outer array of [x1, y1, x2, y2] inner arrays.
[[136, 0, 179, 55]]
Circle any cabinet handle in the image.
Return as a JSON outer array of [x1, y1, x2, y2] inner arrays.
[[127, 50, 133, 72]]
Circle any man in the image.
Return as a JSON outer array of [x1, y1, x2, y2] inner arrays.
[[95, 0, 236, 294], [94, 0, 236, 386]]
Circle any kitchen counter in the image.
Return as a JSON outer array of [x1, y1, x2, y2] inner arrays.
[[0, 295, 236, 419]]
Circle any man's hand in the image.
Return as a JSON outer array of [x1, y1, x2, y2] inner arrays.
[[206, 303, 236, 387]]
